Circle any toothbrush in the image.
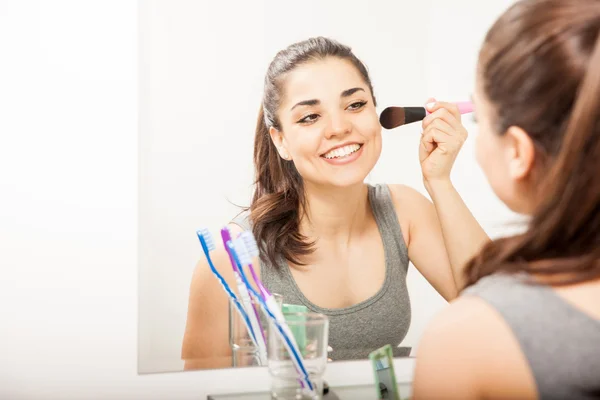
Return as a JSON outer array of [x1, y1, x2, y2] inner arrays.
[[238, 231, 286, 327], [238, 231, 269, 298], [220, 227, 267, 365], [229, 239, 315, 395], [196, 228, 259, 348], [229, 238, 316, 396]]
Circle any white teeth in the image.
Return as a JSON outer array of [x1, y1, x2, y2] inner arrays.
[[323, 144, 361, 159]]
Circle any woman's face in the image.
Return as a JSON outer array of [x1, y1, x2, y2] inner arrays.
[[271, 57, 381, 189]]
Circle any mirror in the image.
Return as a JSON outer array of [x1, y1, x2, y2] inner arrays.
[[139, 0, 520, 374]]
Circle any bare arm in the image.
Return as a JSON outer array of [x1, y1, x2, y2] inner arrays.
[[390, 184, 458, 300], [405, 100, 490, 297], [425, 179, 490, 292], [390, 183, 488, 300]]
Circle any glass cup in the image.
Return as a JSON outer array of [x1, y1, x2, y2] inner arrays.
[[267, 312, 329, 400], [229, 293, 283, 367]]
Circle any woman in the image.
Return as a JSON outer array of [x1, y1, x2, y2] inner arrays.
[[412, 0, 600, 399], [182, 37, 488, 368]]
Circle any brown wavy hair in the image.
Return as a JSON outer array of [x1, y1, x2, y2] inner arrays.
[[464, 0, 600, 287], [248, 37, 376, 267]]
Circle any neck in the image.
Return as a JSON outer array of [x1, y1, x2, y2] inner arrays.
[[300, 182, 370, 245]]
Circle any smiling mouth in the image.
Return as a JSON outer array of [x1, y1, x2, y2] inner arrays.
[[321, 143, 363, 159]]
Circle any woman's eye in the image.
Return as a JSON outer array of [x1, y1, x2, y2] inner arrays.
[[298, 114, 319, 124], [348, 101, 367, 111]]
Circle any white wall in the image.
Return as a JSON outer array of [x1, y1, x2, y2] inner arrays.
[[0, 1, 518, 399], [139, 0, 520, 374]]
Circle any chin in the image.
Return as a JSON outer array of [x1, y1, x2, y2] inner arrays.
[[304, 163, 370, 189], [328, 174, 368, 188], [323, 161, 374, 188]]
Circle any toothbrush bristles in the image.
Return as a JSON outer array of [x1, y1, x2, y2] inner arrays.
[[234, 238, 250, 265], [241, 231, 260, 258], [198, 228, 216, 251]]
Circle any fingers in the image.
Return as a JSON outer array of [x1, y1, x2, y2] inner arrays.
[[425, 100, 461, 122], [423, 106, 463, 132], [423, 118, 453, 138], [421, 126, 466, 156], [421, 128, 447, 155], [421, 101, 468, 148], [419, 99, 468, 179]]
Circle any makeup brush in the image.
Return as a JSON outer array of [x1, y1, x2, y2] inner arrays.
[[379, 101, 474, 129]]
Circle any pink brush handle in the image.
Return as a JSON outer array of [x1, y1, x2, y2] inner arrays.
[[425, 101, 474, 115]]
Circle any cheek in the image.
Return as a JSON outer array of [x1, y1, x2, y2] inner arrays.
[[476, 131, 514, 200], [359, 110, 380, 134], [372, 129, 382, 157], [475, 130, 498, 174], [476, 131, 503, 187], [359, 113, 382, 159], [354, 111, 382, 148], [286, 130, 320, 157], [475, 132, 486, 169]]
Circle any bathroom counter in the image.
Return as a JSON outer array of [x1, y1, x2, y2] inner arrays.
[[207, 381, 412, 400], [206, 357, 415, 399]]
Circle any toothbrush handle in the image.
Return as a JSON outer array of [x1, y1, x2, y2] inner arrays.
[[236, 261, 268, 345], [248, 262, 271, 298], [262, 293, 314, 393], [235, 276, 267, 363], [231, 296, 257, 344]]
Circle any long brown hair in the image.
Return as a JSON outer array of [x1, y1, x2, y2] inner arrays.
[[249, 37, 376, 267], [465, 0, 600, 287]]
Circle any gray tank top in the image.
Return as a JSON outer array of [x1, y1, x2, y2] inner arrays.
[[463, 273, 600, 399], [232, 184, 411, 361]]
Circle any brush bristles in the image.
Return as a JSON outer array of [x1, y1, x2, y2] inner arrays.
[[379, 107, 406, 130], [198, 228, 215, 251], [241, 231, 260, 258], [234, 238, 251, 265]]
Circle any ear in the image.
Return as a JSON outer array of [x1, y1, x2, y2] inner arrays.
[[505, 126, 535, 181], [269, 126, 290, 160]]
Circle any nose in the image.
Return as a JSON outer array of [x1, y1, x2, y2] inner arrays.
[[324, 112, 352, 139]]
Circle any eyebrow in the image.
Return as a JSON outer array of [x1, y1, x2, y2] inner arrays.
[[341, 87, 365, 97], [290, 87, 366, 111]]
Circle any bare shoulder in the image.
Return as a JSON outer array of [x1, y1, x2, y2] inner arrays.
[[386, 184, 435, 243], [413, 295, 537, 399], [386, 184, 434, 215], [418, 295, 500, 348]]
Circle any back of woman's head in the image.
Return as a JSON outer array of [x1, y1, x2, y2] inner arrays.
[[250, 37, 375, 267], [466, 0, 600, 286]]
